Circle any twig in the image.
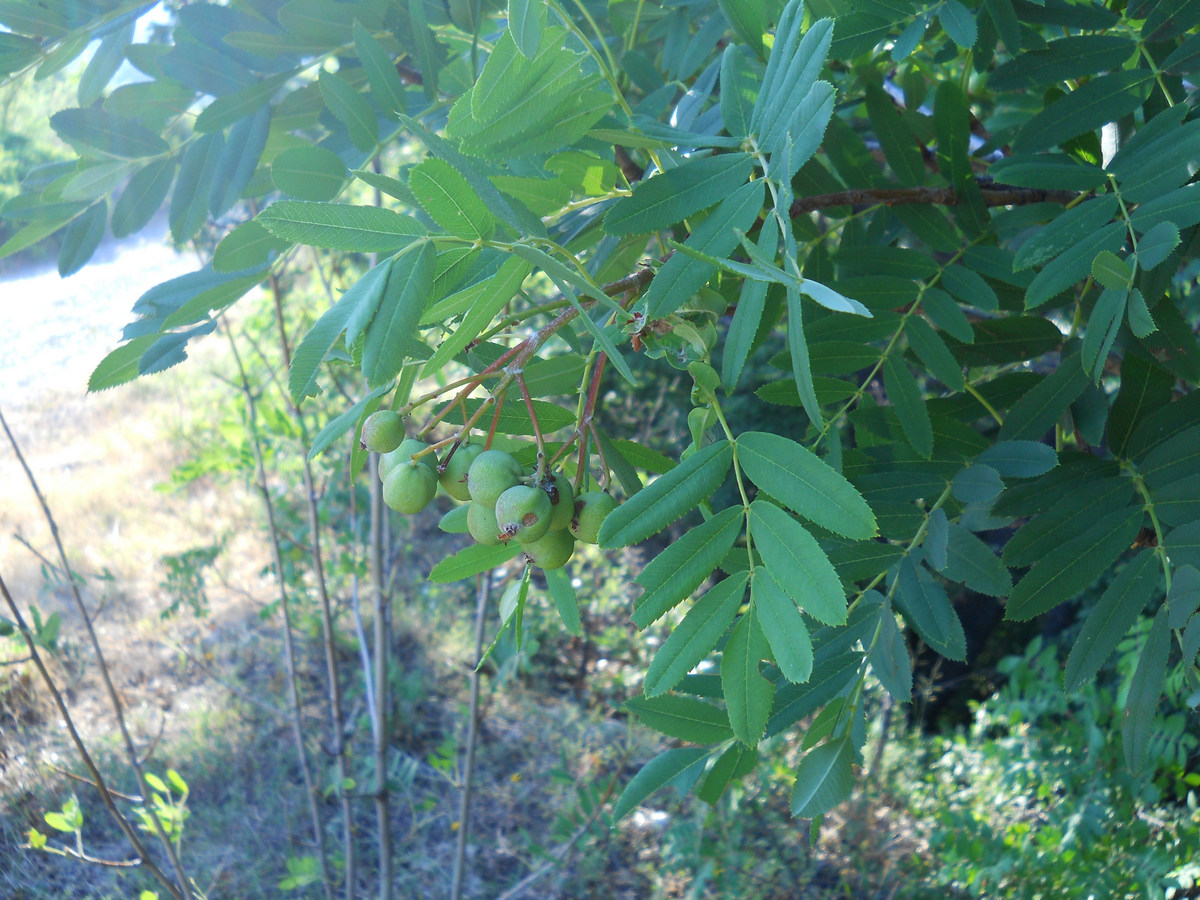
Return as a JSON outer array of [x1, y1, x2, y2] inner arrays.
[[450, 570, 492, 900], [493, 763, 625, 900], [370, 452, 393, 900], [267, 273, 357, 900], [221, 323, 334, 900], [0, 570, 181, 898], [0, 408, 193, 900]]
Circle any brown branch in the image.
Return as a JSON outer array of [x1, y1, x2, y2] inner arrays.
[[0, 409, 193, 900], [789, 183, 1079, 216]]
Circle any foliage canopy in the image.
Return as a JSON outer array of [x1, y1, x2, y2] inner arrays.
[[3, 0, 1200, 826]]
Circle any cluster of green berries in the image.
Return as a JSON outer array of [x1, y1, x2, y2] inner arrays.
[[361, 410, 618, 570]]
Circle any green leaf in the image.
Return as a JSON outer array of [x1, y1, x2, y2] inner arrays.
[[766, 649, 863, 738], [631, 507, 744, 629], [1081, 288, 1127, 382], [721, 44, 759, 138], [998, 357, 1090, 442], [751, 567, 813, 683], [869, 608, 913, 702], [951, 464, 1003, 503], [508, 0, 546, 57], [606, 153, 753, 237], [625, 695, 733, 744], [213, 220, 291, 273], [642, 180, 764, 320], [1014, 71, 1152, 154], [1091, 250, 1131, 291], [545, 567, 581, 636], [257, 201, 426, 252], [1109, 353, 1175, 458], [363, 242, 435, 387], [722, 607, 773, 747], [410, 156, 496, 240], [57, 200, 106, 277], [1122, 605, 1169, 773], [723, 217, 778, 391], [612, 748, 710, 821], [319, 68, 379, 152], [428, 542, 521, 583], [921, 289, 974, 343], [421, 257, 530, 375], [749, 500, 845, 626], [78, 23, 132, 106], [1136, 221, 1180, 271], [864, 82, 924, 186], [989, 35, 1136, 91], [289, 260, 389, 401], [1005, 507, 1143, 621], [1064, 550, 1158, 691], [1002, 476, 1134, 567], [790, 738, 854, 818], [1109, 105, 1200, 204], [754, 16, 834, 154], [883, 355, 933, 458], [976, 440, 1058, 478], [785, 286, 823, 426], [438, 505, 469, 534], [169, 132, 223, 244], [50, 107, 170, 160], [194, 73, 290, 134], [1014, 196, 1119, 273], [271, 145, 347, 202], [88, 336, 158, 392], [737, 431, 876, 540], [905, 316, 964, 392], [939, 0, 977, 50], [354, 22, 406, 118], [598, 440, 734, 548], [210, 106, 271, 217], [1169, 565, 1200, 629], [644, 571, 748, 697], [895, 557, 967, 661], [943, 523, 1012, 597]]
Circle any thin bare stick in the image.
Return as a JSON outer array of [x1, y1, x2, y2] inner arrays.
[[493, 762, 625, 900], [0, 571, 181, 897], [0, 409, 193, 900], [450, 570, 492, 900], [223, 324, 334, 900], [267, 273, 357, 899], [370, 453, 393, 900]]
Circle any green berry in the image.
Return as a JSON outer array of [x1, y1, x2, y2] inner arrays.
[[382, 463, 437, 514], [398, 438, 438, 472], [521, 529, 575, 570], [439, 443, 482, 502], [467, 500, 502, 545], [495, 484, 552, 544], [570, 491, 618, 544], [545, 476, 575, 532], [361, 410, 405, 453], [467, 449, 523, 507]]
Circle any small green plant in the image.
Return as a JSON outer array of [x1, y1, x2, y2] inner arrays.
[[159, 542, 224, 619]]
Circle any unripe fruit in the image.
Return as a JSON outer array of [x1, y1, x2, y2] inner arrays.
[[398, 438, 438, 472], [570, 491, 618, 544], [494, 484, 552, 543], [467, 450, 523, 507], [379, 438, 437, 482], [383, 463, 437, 514], [545, 477, 575, 532], [521, 529, 575, 570], [361, 410, 405, 453], [467, 500, 502, 545], [439, 444, 482, 502]]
